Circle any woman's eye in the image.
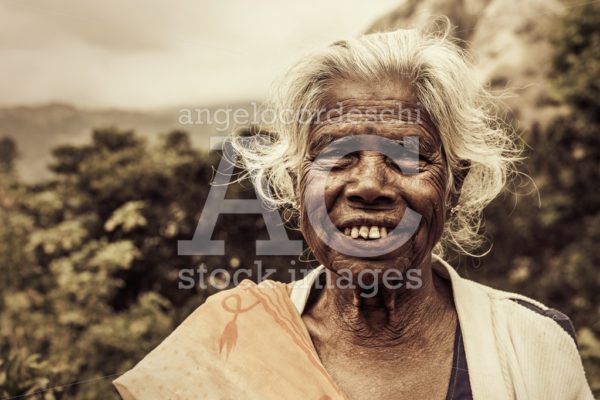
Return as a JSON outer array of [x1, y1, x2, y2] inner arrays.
[[321, 150, 344, 159], [386, 154, 429, 173], [313, 151, 355, 169]]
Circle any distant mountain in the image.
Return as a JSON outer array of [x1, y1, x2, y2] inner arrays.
[[3, 0, 568, 182], [367, 0, 568, 134], [0, 102, 256, 182]]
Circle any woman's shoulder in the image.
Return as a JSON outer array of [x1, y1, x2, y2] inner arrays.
[[113, 278, 302, 399], [437, 256, 578, 345], [205, 278, 292, 303], [457, 278, 593, 399], [467, 279, 578, 345]]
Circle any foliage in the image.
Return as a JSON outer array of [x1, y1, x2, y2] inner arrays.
[[0, 129, 302, 398]]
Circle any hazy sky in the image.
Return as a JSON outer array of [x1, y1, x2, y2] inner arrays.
[[0, 0, 399, 110]]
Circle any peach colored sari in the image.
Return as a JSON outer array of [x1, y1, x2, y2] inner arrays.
[[113, 279, 346, 400]]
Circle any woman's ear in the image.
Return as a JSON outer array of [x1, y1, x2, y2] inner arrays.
[[453, 159, 471, 193], [449, 159, 471, 207]]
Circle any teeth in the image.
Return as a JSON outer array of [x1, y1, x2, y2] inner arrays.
[[359, 226, 369, 239], [342, 225, 390, 240], [368, 226, 380, 239]]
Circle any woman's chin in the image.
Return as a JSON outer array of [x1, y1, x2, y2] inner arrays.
[[325, 253, 414, 277]]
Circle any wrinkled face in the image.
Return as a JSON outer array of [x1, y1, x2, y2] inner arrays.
[[299, 80, 450, 277]]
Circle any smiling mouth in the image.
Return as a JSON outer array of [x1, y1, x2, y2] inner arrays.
[[339, 225, 390, 240]]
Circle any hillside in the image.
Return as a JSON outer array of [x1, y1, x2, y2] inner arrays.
[[367, 0, 568, 134], [0, 102, 253, 181]]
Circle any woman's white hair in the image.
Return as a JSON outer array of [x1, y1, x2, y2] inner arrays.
[[233, 20, 522, 257]]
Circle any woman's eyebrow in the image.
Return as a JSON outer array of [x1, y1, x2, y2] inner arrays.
[[418, 139, 438, 154], [388, 136, 438, 154], [308, 133, 335, 153]]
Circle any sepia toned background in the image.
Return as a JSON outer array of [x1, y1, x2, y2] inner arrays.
[[1, 0, 599, 398]]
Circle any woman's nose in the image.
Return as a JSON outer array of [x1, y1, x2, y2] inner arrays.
[[345, 180, 396, 207], [344, 157, 397, 207]]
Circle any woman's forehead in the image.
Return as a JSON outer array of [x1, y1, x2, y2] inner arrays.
[[309, 79, 439, 140], [309, 122, 436, 141], [329, 78, 417, 102]]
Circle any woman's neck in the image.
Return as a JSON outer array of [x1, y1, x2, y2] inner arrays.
[[303, 258, 456, 352]]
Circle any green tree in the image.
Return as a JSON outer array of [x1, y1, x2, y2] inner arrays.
[[0, 137, 17, 174], [1, 128, 304, 398]]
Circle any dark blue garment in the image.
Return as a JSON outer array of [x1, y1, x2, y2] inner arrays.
[[445, 322, 472, 400]]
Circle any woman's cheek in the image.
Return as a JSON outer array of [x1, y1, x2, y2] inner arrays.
[[413, 175, 448, 242], [301, 168, 343, 216], [299, 205, 330, 266], [299, 171, 345, 264]]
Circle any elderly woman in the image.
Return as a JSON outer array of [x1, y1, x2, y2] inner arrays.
[[113, 25, 592, 399]]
